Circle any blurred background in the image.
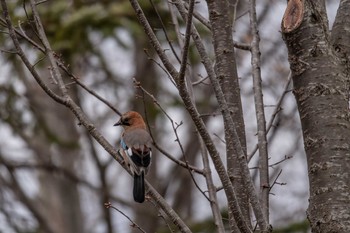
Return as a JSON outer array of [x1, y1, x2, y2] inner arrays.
[[0, 0, 339, 232]]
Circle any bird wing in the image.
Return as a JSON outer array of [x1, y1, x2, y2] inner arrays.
[[122, 128, 152, 153], [121, 128, 152, 175]]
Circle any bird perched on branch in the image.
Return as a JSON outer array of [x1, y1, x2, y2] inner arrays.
[[114, 111, 152, 203]]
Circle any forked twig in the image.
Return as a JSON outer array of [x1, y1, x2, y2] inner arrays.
[[105, 202, 146, 233]]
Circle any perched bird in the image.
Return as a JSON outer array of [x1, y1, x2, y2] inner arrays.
[[114, 111, 152, 203]]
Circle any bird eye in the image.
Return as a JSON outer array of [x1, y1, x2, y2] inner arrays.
[[122, 118, 130, 126]]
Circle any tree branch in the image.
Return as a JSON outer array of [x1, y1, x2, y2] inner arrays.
[[174, 1, 254, 232], [248, 73, 292, 162], [105, 202, 146, 233], [199, 136, 226, 233], [248, 0, 270, 228], [1, 1, 65, 105]]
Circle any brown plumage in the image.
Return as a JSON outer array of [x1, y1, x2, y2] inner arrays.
[[114, 111, 152, 203]]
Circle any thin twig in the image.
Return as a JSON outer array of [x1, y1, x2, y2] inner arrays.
[[182, 1, 211, 29], [4, 14, 120, 115], [148, 0, 181, 63], [136, 80, 203, 169], [213, 133, 226, 144], [192, 75, 209, 86], [269, 169, 286, 193], [247, 72, 292, 162], [183, 1, 251, 51], [129, 0, 178, 79], [35, 0, 49, 5], [69, 75, 121, 116], [0, 48, 18, 54], [249, 155, 293, 170], [154, 141, 203, 174], [269, 155, 293, 168], [105, 202, 146, 233], [143, 49, 176, 86], [1, 0, 65, 104], [30, 0, 63, 87], [149, 199, 175, 233]]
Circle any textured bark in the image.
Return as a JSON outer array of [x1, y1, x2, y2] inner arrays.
[[173, 1, 255, 231], [331, 0, 350, 74], [282, 0, 350, 232], [206, 1, 250, 230], [248, 0, 270, 223]]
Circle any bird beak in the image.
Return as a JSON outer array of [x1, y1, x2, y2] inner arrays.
[[113, 120, 121, 126]]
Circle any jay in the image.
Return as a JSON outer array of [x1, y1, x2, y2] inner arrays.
[[114, 111, 152, 203]]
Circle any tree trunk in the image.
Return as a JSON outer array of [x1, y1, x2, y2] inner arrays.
[[206, 0, 250, 231], [282, 1, 350, 232]]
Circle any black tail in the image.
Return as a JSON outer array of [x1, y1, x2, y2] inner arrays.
[[133, 172, 145, 203]]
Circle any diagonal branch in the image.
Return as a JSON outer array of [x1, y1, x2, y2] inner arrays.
[[1, 1, 65, 105], [168, 2, 225, 231], [129, 0, 178, 79], [174, 1, 254, 232], [29, 0, 66, 91], [248, 73, 292, 162], [177, 0, 194, 83]]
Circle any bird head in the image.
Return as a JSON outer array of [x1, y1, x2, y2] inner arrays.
[[114, 111, 146, 130]]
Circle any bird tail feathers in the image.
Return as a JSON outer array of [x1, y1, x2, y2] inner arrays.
[[133, 171, 145, 203]]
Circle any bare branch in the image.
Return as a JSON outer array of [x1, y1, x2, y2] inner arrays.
[[1, 0, 65, 104], [269, 155, 293, 169], [269, 169, 286, 193], [174, 1, 257, 232], [182, 1, 251, 51], [2, 13, 121, 115], [199, 136, 226, 233], [63, 68, 121, 115], [148, 0, 181, 63], [29, 0, 64, 87], [136, 81, 204, 175], [247, 73, 292, 162], [143, 49, 176, 86], [139, 78, 209, 202], [178, 0, 194, 84], [182, 1, 211, 29], [248, 0, 270, 228], [129, 0, 178, 79], [105, 202, 146, 233]]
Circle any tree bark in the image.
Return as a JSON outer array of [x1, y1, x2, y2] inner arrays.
[[282, 0, 350, 232], [206, 1, 250, 231]]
